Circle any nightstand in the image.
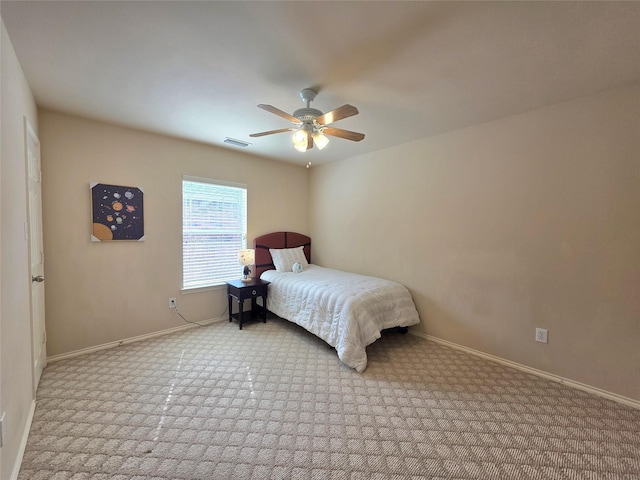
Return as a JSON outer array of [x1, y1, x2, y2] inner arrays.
[[226, 278, 270, 330]]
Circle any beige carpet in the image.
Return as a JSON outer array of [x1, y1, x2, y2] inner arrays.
[[19, 315, 640, 479]]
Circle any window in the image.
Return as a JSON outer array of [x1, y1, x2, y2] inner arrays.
[[182, 176, 247, 289]]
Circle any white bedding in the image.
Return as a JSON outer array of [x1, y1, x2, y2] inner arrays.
[[261, 265, 420, 372]]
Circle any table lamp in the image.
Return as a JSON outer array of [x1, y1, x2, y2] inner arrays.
[[238, 249, 255, 283]]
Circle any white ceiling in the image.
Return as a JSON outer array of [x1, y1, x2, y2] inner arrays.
[[2, 1, 639, 167]]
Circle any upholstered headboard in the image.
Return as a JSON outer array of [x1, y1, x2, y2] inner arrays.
[[254, 232, 311, 278]]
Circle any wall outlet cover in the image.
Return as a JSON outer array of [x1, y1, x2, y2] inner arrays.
[[535, 328, 548, 344]]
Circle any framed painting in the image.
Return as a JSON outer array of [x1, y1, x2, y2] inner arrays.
[[91, 182, 145, 241]]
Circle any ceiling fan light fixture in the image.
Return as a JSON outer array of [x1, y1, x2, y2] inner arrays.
[[292, 128, 308, 149], [312, 131, 329, 150]]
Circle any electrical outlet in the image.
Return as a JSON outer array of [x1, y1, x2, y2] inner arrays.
[[535, 328, 548, 344], [169, 297, 177, 309]]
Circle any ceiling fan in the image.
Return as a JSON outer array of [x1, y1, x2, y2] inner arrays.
[[250, 88, 365, 153]]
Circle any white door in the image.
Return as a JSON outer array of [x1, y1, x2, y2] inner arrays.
[[26, 118, 46, 392]]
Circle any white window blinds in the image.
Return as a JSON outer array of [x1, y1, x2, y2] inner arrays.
[[182, 177, 247, 289]]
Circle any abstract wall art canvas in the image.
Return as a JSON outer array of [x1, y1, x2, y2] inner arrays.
[[91, 182, 145, 241]]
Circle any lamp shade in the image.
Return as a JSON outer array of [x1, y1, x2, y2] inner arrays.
[[292, 129, 308, 147], [292, 128, 309, 152], [312, 132, 329, 150], [238, 249, 255, 266]]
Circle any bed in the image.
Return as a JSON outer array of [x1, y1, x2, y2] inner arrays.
[[254, 231, 420, 372]]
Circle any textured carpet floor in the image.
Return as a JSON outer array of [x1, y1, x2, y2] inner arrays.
[[19, 316, 640, 479]]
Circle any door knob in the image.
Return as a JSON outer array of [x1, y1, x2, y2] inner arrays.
[[32, 275, 45, 283]]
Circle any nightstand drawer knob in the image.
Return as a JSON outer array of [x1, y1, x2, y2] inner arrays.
[[252, 290, 257, 295]]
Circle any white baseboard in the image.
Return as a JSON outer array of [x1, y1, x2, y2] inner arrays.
[[10, 399, 35, 480], [411, 331, 640, 410], [47, 316, 225, 363]]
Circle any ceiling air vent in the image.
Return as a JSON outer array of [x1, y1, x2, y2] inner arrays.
[[224, 137, 251, 148]]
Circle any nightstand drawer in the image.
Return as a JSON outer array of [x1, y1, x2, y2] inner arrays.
[[242, 284, 267, 299]]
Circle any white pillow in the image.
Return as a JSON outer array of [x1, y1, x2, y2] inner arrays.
[[270, 246, 308, 272]]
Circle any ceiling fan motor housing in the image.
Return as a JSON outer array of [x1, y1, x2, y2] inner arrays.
[[293, 108, 323, 123]]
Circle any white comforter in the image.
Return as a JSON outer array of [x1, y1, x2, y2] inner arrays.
[[261, 265, 420, 372]]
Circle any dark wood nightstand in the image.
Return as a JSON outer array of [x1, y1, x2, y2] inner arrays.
[[226, 278, 270, 330]]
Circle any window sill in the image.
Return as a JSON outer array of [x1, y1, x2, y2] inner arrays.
[[180, 283, 227, 295]]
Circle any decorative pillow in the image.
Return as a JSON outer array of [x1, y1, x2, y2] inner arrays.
[[292, 262, 303, 273], [270, 246, 308, 272]]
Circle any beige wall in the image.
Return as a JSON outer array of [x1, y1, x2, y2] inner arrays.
[[39, 111, 309, 357], [309, 84, 640, 401], [1, 18, 40, 480]]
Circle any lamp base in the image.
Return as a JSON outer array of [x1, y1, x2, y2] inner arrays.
[[241, 277, 252, 283]]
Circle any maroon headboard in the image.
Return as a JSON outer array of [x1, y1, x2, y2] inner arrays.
[[254, 232, 311, 278]]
